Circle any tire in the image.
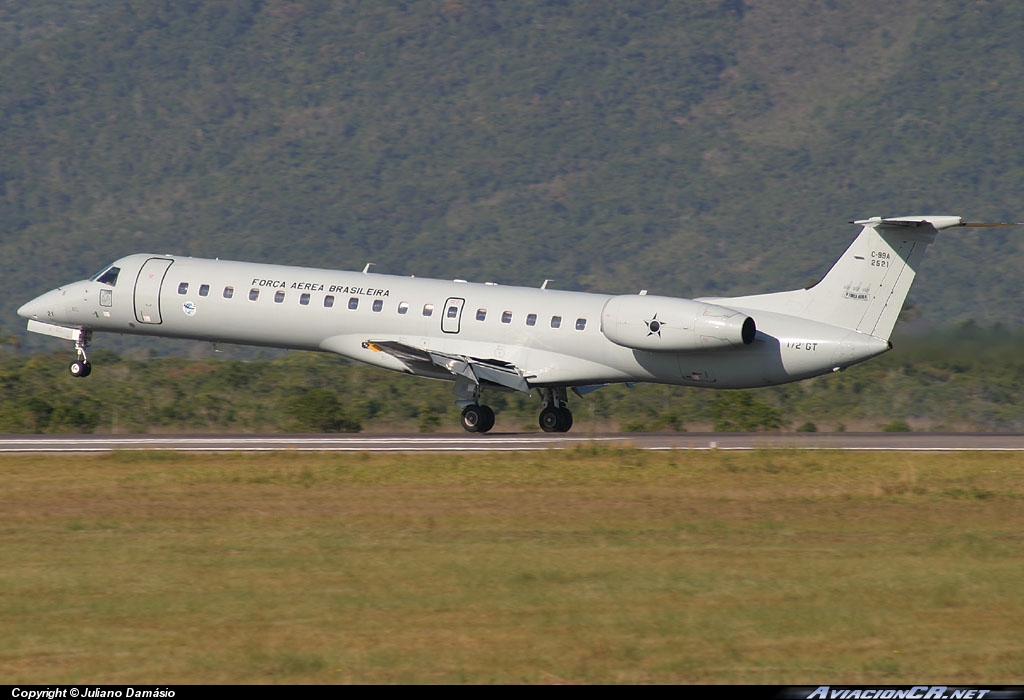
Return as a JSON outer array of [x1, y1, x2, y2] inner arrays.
[[69, 360, 90, 378], [539, 406, 561, 433], [557, 406, 573, 432], [461, 405, 484, 433], [478, 405, 495, 433]]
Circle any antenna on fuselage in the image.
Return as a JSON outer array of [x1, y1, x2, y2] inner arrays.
[[362, 263, 375, 274], [541, 279, 554, 290]]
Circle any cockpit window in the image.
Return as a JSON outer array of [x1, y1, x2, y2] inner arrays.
[[92, 266, 121, 287]]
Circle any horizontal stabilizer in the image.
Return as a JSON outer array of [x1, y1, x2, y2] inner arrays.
[[850, 215, 963, 230], [851, 216, 1024, 230]]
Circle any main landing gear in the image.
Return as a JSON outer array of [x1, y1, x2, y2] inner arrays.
[[538, 387, 573, 433], [539, 405, 573, 433], [69, 329, 93, 378], [461, 404, 496, 433], [459, 398, 573, 434], [454, 378, 575, 434], [454, 376, 497, 434]]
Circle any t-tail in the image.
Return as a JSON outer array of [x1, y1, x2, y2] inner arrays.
[[712, 216, 1020, 342]]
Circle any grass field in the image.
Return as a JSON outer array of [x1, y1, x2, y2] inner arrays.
[[1, 448, 1022, 684]]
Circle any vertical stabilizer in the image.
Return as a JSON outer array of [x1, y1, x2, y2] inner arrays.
[[805, 217, 942, 339], [708, 216, 966, 341]]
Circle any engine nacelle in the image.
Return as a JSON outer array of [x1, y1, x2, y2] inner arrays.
[[601, 295, 755, 352]]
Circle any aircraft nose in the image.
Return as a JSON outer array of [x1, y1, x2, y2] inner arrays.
[[18, 289, 60, 320]]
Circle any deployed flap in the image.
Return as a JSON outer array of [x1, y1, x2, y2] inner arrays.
[[363, 339, 433, 364], [428, 352, 476, 382], [461, 357, 531, 394], [364, 339, 531, 394]]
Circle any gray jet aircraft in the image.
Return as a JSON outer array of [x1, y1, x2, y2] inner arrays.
[[17, 216, 1010, 433]]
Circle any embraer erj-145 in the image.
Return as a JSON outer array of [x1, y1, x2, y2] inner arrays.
[[17, 215, 1013, 433]]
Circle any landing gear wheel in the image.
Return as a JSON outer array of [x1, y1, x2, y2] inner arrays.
[[539, 406, 562, 433], [557, 406, 573, 432], [478, 405, 495, 433], [540, 406, 573, 432], [461, 405, 483, 432], [69, 360, 92, 378], [462, 404, 495, 433]]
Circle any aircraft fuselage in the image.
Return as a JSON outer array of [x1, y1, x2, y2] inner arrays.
[[18, 253, 888, 392]]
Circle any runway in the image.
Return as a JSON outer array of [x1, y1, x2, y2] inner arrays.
[[2, 432, 1024, 453]]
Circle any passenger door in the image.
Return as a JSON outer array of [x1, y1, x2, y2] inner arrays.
[[134, 258, 174, 324]]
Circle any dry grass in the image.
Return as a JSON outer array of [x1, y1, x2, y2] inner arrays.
[[1, 448, 1022, 683]]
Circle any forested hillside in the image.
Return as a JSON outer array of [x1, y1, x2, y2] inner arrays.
[[3, 323, 1024, 434], [3, 0, 1024, 356]]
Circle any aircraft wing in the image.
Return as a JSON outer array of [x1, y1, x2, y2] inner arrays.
[[362, 340, 531, 394]]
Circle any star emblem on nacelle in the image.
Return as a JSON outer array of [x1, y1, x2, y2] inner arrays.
[[645, 314, 664, 337]]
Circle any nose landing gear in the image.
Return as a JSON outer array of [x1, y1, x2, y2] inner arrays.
[[69, 330, 93, 377], [69, 358, 92, 377]]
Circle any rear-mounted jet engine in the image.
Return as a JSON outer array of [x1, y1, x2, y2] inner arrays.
[[600, 295, 756, 352]]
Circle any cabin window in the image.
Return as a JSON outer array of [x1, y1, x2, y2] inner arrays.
[[476, 308, 487, 322], [502, 311, 513, 324], [199, 284, 210, 297], [526, 313, 537, 327], [324, 295, 335, 308], [372, 299, 383, 312], [575, 318, 587, 331], [177, 282, 189, 295], [93, 266, 120, 287], [249, 288, 260, 302], [300, 293, 311, 306], [274, 291, 285, 303], [398, 301, 409, 314], [223, 286, 234, 299], [550, 315, 562, 329], [423, 304, 434, 317], [348, 297, 359, 310], [447, 305, 459, 318]]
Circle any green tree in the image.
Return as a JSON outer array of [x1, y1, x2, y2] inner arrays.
[[712, 391, 784, 432], [287, 389, 361, 433]]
